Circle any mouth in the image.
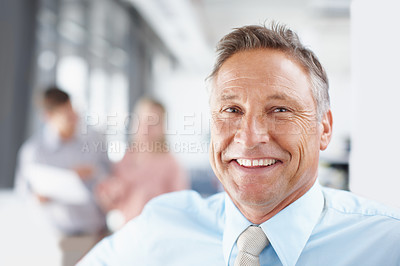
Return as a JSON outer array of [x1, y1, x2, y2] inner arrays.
[[235, 158, 279, 168]]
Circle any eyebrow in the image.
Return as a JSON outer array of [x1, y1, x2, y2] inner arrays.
[[268, 94, 290, 101], [219, 94, 239, 101], [219, 93, 296, 102]]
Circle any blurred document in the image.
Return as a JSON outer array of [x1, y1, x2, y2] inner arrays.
[[25, 164, 91, 204]]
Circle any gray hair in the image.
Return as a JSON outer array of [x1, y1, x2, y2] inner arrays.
[[207, 23, 330, 120]]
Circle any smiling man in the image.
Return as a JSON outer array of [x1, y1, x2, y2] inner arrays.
[[79, 24, 400, 266]]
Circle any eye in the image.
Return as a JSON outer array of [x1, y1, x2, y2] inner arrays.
[[273, 107, 288, 113], [223, 107, 242, 114]]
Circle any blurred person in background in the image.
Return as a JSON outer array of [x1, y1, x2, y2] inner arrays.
[[14, 86, 111, 266], [96, 98, 189, 229]]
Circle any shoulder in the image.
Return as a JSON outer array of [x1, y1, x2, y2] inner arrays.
[[143, 190, 225, 218], [135, 190, 226, 236], [136, 191, 225, 254], [77, 127, 108, 153], [78, 191, 226, 265], [18, 134, 42, 159], [310, 187, 400, 263], [79, 126, 105, 141], [322, 187, 400, 222]]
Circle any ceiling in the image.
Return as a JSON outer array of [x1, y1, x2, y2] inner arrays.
[[195, 0, 351, 75], [128, 0, 351, 75]]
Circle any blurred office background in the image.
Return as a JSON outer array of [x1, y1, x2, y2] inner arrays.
[[1, 0, 399, 265]]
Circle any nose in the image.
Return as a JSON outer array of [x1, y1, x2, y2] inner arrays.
[[234, 114, 270, 148]]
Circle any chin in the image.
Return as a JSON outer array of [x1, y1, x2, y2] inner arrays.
[[230, 182, 280, 207], [242, 192, 277, 207]]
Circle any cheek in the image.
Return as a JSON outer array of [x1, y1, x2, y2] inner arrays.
[[57, 115, 69, 127], [209, 136, 222, 182], [211, 116, 241, 142], [272, 115, 311, 136], [210, 122, 225, 163], [209, 118, 238, 171], [271, 117, 319, 158], [150, 124, 163, 135]]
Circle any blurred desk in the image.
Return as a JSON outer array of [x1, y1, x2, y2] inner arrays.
[[0, 189, 62, 266]]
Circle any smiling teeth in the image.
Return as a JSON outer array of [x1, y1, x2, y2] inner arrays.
[[237, 159, 277, 167]]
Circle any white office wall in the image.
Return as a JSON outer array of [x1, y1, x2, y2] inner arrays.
[[350, 0, 400, 207]]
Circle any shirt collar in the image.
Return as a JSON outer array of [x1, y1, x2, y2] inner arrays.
[[223, 180, 324, 266], [223, 192, 252, 264]]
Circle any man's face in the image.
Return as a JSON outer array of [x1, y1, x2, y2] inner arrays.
[[209, 49, 331, 218], [47, 101, 78, 139], [136, 104, 165, 143]]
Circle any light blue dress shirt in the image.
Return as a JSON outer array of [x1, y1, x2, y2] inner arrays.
[[79, 181, 400, 265]]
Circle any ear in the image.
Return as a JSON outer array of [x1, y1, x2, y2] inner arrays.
[[319, 109, 333, 151]]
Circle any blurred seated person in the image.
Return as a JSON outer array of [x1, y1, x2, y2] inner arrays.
[[14, 86, 111, 265], [96, 98, 189, 228]]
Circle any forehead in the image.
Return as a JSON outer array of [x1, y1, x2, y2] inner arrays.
[[212, 49, 311, 100], [138, 104, 164, 120]]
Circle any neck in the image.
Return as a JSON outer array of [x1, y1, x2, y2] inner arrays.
[[233, 178, 316, 225], [58, 129, 74, 141]]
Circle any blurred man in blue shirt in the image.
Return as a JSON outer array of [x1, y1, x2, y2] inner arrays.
[[15, 87, 110, 265], [79, 24, 400, 266]]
